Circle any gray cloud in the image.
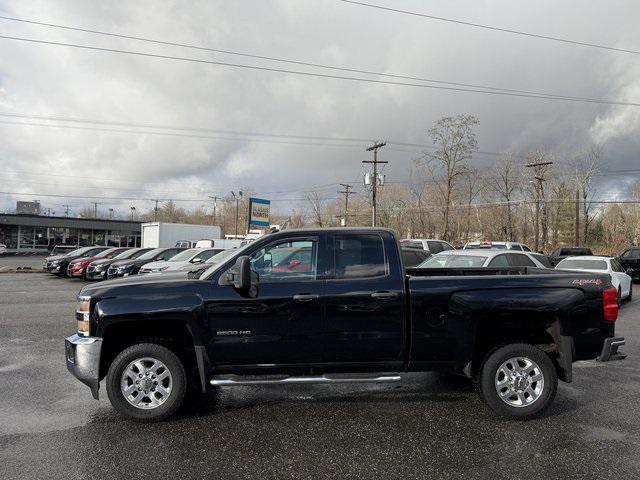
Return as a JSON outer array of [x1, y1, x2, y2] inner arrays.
[[1, 0, 639, 216]]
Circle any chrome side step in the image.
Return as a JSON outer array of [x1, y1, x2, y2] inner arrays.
[[210, 374, 401, 387]]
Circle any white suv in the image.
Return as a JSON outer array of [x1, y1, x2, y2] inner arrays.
[[463, 241, 532, 252], [400, 238, 455, 254]]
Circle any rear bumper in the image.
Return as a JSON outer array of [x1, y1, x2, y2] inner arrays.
[[65, 334, 102, 399], [597, 337, 626, 362]]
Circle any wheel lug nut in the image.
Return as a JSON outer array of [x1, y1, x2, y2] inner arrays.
[[154, 381, 158, 385], [139, 374, 143, 378]]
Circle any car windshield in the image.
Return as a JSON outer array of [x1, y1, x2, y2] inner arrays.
[[137, 248, 165, 260], [95, 248, 118, 258], [557, 259, 607, 270], [419, 254, 488, 268], [64, 247, 92, 257], [112, 249, 136, 260], [168, 249, 200, 262], [205, 248, 238, 264]]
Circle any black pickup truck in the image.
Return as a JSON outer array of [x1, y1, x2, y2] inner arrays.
[[65, 228, 625, 422]]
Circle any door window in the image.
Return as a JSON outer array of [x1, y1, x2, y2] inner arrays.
[[508, 253, 536, 267], [334, 234, 387, 279], [487, 254, 509, 267], [192, 249, 220, 263], [249, 238, 318, 283], [427, 241, 444, 253], [439, 241, 454, 251]]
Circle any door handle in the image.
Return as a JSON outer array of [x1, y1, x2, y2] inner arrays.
[[371, 291, 398, 299], [293, 294, 320, 302]]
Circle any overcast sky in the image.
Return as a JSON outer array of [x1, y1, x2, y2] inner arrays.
[[1, 0, 639, 217]]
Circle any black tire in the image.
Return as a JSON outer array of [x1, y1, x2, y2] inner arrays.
[[106, 343, 187, 422], [618, 287, 622, 307], [477, 343, 557, 419], [626, 284, 633, 302]]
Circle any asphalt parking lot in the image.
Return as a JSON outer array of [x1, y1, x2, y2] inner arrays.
[[1, 269, 640, 479]]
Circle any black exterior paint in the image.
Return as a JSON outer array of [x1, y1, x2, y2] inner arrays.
[[76, 228, 619, 388]]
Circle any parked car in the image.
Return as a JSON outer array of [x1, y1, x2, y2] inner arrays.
[[617, 247, 640, 282], [418, 249, 550, 269], [139, 248, 223, 274], [462, 241, 532, 251], [106, 247, 185, 279], [86, 248, 154, 281], [555, 256, 632, 303], [0, 243, 6, 255], [549, 247, 593, 266], [43, 246, 111, 276], [180, 248, 242, 277], [65, 227, 624, 422], [400, 247, 430, 267], [400, 238, 454, 254], [67, 248, 130, 279], [48, 245, 77, 256]]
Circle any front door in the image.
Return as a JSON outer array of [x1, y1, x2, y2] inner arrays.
[[207, 235, 326, 369]]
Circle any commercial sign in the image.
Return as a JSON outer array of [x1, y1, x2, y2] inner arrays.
[[248, 198, 270, 227]]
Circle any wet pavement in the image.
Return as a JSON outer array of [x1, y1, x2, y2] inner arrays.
[[1, 273, 639, 479]]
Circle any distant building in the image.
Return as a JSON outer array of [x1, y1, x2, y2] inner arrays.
[[0, 213, 141, 252], [16, 201, 41, 215]]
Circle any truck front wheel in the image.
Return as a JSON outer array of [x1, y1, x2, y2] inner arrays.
[[106, 343, 187, 422], [477, 343, 557, 419]]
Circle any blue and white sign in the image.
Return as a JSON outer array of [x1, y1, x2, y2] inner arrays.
[[248, 198, 270, 227]]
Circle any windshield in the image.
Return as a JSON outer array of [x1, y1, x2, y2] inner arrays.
[[168, 249, 200, 262], [137, 248, 164, 260], [557, 259, 607, 270], [419, 254, 488, 268], [111, 249, 136, 260], [64, 247, 92, 257], [205, 248, 238, 264], [95, 248, 118, 258]]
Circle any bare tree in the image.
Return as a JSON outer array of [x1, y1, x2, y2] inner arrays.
[[305, 191, 326, 227], [573, 146, 601, 245], [463, 168, 483, 242], [421, 114, 479, 241], [487, 154, 520, 240]]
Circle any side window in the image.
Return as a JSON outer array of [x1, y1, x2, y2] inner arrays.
[[427, 241, 443, 254], [335, 234, 387, 279], [249, 238, 318, 283], [158, 249, 179, 260], [611, 260, 624, 272], [439, 242, 454, 251], [531, 254, 553, 268], [511, 245, 523, 251], [631, 250, 640, 259], [521, 245, 531, 252], [508, 253, 536, 267], [487, 254, 509, 267], [621, 250, 631, 258]]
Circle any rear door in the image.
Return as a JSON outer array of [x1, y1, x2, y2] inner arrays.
[[322, 232, 405, 365]]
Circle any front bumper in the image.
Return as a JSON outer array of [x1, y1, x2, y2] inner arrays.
[[65, 334, 102, 399], [597, 337, 626, 362], [86, 268, 106, 280]]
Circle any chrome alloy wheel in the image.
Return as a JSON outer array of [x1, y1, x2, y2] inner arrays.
[[120, 357, 173, 410], [494, 356, 544, 408]]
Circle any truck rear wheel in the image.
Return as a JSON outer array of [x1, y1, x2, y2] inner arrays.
[[477, 343, 557, 419], [106, 343, 187, 422]]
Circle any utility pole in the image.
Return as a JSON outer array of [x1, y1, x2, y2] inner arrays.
[[208, 196, 220, 224], [130, 206, 136, 221], [363, 141, 387, 227], [154, 199, 159, 221], [108, 208, 114, 219], [231, 191, 243, 238], [525, 161, 553, 252], [91, 202, 98, 218], [574, 189, 580, 245], [63, 205, 71, 217], [338, 183, 355, 226]]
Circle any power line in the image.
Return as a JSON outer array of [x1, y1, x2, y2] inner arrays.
[[0, 15, 625, 104], [338, 0, 640, 55], [1, 34, 639, 107]]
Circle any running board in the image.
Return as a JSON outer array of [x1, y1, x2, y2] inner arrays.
[[210, 374, 401, 386]]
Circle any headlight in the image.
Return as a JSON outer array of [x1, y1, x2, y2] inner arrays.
[[76, 295, 91, 336], [94, 264, 105, 270], [51, 260, 59, 266]]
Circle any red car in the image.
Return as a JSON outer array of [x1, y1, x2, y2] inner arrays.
[[67, 247, 130, 278]]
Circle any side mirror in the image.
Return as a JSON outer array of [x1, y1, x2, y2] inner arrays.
[[229, 255, 251, 290], [626, 268, 634, 275], [192, 258, 203, 264]]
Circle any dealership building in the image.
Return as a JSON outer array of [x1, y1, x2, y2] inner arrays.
[[0, 213, 142, 252]]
